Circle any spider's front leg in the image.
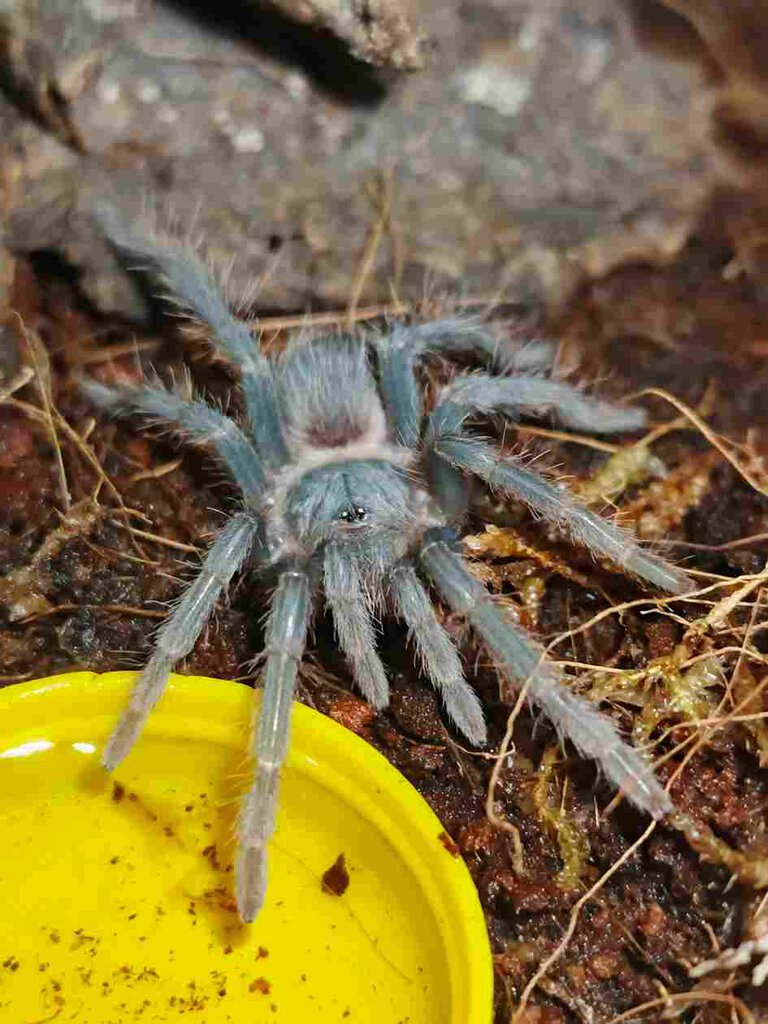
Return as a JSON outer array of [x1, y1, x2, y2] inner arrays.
[[236, 568, 311, 922], [419, 531, 672, 818], [102, 513, 258, 769], [95, 202, 286, 467]]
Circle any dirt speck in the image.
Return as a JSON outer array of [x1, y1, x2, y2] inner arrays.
[[321, 854, 350, 896], [438, 831, 460, 858]]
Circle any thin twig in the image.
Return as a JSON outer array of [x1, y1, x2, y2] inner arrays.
[[604, 989, 756, 1024], [21, 603, 168, 622], [516, 424, 618, 453], [108, 519, 199, 553], [663, 531, 768, 552], [485, 678, 532, 848], [346, 172, 394, 327], [0, 365, 34, 400], [17, 317, 71, 511], [638, 388, 768, 497]]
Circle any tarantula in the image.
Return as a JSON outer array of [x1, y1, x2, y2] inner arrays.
[[84, 206, 691, 923]]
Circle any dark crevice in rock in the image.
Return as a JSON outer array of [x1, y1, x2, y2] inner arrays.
[[164, 0, 390, 106]]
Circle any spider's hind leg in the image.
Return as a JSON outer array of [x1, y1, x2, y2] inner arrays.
[[82, 379, 265, 497], [418, 531, 672, 819], [387, 318, 554, 372], [94, 202, 286, 466], [375, 318, 554, 446], [102, 513, 258, 770], [439, 372, 647, 434]]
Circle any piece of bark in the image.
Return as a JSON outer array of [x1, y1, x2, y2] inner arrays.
[[258, 0, 426, 70]]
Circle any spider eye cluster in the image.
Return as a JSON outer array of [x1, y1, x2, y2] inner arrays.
[[338, 506, 368, 523]]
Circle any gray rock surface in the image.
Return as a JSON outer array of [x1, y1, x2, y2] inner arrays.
[[0, 0, 715, 317]]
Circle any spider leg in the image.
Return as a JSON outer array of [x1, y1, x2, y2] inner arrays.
[[375, 319, 552, 444], [426, 456, 473, 521], [427, 406, 691, 594], [390, 563, 486, 745], [440, 373, 646, 434], [323, 543, 389, 708], [372, 333, 471, 518], [418, 531, 672, 819], [387, 318, 554, 371], [236, 568, 311, 922], [94, 202, 286, 467], [83, 379, 264, 496], [102, 513, 258, 770], [375, 336, 422, 447]]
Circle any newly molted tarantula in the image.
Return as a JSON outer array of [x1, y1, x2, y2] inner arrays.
[[85, 207, 691, 923]]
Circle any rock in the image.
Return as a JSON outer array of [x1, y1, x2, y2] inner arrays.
[[0, 0, 715, 317]]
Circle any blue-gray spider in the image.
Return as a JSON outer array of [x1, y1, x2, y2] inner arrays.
[[84, 207, 692, 923]]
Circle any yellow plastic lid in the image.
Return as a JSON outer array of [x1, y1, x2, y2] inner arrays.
[[0, 671, 492, 1022]]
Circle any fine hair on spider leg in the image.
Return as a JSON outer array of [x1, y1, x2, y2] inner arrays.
[[87, 205, 691, 922]]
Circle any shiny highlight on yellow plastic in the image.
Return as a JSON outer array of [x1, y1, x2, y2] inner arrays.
[[0, 672, 492, 1022]]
